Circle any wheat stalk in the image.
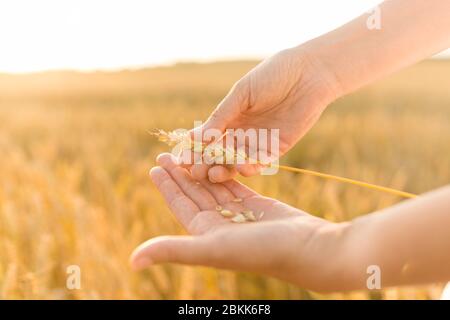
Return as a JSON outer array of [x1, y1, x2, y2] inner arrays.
[[149, 129, 418, 199]]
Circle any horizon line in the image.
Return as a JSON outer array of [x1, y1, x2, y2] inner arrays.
[[0, 58, 263, 76], [1, 55, 449, 76]]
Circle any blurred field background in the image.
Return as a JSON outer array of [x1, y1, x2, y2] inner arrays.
[[0, 60, 449, 299]]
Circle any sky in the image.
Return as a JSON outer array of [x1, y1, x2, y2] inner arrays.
[[0, 0, 448, 73]]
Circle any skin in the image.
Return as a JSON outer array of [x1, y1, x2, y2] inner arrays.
[[131, 153, 349, 292], [131, 0, 450, 291], [186, 44, 340, 182], [131, 154, 450, 291], [188, 0, 450, 183]]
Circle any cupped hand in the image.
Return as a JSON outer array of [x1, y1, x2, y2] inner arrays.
[[130, 153, 349, 291], [187, 46, 341, 183]]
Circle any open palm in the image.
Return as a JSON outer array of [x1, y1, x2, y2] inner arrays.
[[131, 153, 344, 290]]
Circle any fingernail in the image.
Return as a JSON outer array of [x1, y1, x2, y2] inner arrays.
[[208, 173, 217, 183], [132, 257, 152, 271]]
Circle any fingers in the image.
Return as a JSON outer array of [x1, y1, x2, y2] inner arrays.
[[192, 163, 260, 183], [202, 80, 248, 132], [197, 178, 236, 204], [191, 163, 238, 183], [207, 165, 237, 183], [222, 179, 258, 199], [157, 153, 217, 210], [130, 235, 213, 270], [178, 148, 202, 169], [191, 162, 261, 183], [184, 78, 249, 178], [235, 163, 262, 177], [130, 224, 284, 274], [149, 167, 199, 228], [190, 163, 210, 180]]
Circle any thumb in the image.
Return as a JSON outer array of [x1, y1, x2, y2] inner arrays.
[[130, 235, 213, 270], [198, 79, 249, 136]]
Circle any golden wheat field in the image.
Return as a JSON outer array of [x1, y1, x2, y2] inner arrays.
[[0, 60, 449, 299]]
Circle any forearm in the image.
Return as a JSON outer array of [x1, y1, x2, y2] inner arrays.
[[340, 186, 450, 290], [302, 0, 450, 97]]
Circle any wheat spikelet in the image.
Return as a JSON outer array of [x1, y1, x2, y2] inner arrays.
[[150, 128, 417, 199]]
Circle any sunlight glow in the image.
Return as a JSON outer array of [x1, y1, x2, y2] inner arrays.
[[0, 0, 447, 73]]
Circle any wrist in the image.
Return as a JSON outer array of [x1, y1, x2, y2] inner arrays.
[[283, 43, 342, 106], [327, 217, 380, 292], [308, 220, 379, 292], [292, 221, 356, 292], [291, 43, 346, 103], [316, 222, 357, 292]]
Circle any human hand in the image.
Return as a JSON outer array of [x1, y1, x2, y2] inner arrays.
[[130, 153, 350, 291], [187, 46, 341, 183]]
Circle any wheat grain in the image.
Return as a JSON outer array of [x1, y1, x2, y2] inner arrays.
[[242, 210, 256, 221], [231, 213, 246, 223], [259, 211, 265, 220], [220, 209, 234, 217]]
